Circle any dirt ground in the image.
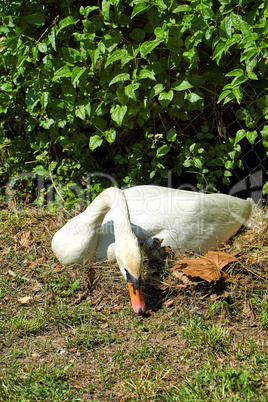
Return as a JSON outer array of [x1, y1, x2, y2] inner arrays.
[[0, 205, 268, 401]]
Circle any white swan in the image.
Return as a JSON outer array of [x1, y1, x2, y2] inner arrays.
[[52, 185, 255, 314]]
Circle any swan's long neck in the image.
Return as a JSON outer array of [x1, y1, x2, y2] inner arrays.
[[51, 187, 135, 265], [88, 187, 134, 241]]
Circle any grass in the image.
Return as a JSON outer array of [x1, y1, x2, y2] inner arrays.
[[0, 205, 268, 401]]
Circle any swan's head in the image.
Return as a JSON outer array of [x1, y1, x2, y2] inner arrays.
[[115, 236, 146, 315]]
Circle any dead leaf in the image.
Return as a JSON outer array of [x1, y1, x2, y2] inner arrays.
[[86, 268, 96, 290], [242, 301, 255, 319], [172, 269, 193, 284], [172, 251, 237, 283], [17, 231, 32, 249], [28, 257, 47, 268], [163, 299, 174, 307], [210, 292, 229, 301], [17, 296, 33, 304]]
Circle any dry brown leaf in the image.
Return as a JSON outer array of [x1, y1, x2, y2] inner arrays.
[[17, 295, 33, 304], [28, 257, 47, 268], [242, 301, 255, 319], [163, 299, 174, 307], [17, 230, 32, 249], [86, 267, 96, 290], [172, 251, 237, 283], [172, 269, 193, 284]]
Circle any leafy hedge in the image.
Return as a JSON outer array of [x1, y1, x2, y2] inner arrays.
[[0, 0, 267, 206]]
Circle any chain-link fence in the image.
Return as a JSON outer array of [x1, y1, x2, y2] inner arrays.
[[173, 81, 267, 206]]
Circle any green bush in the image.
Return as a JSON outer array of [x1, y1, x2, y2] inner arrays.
[[0, 0, 267, 205]]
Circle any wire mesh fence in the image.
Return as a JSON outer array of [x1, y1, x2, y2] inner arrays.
[[173, 81, 267, 206]]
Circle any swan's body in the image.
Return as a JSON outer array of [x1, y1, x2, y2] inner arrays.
[[52, 185, 255, 314]]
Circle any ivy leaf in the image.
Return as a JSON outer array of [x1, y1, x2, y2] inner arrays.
[[263, 181, 268, 195], [48, 27, 56, 51], [157, 145, 170, 157], [139, 39, 163, 57], [232, 87, 243, 104], [149, 83, 164, 100], [187, 93, 203, 103], [75, 105, 86, 120], [26, 88, 39, 109], [167, 127, 177, 142], [159, 90, 174, 107], [58, 16, 79, 33], [173, 5, 192, 12], [104, 128, 116, 144], [234, 129, 246, 145], [131, 2, 149, 19], [172, 80, 193, 91], [109, 73, 130, 86], [89, 135, 103, 151], [129, 29, 146, 42], [218, 90, 232, 103], [226, 69, 244, 77], [71, 66, 87, 87], [38, 42, 47, 53], [52, 66, 72, 81], [246, 130, 258, 144], [105, 49, 128, 68], [111, 105, 127, 126], [138, 69, 156, 80], [23, 14, 46, 26], [125, 83, 140, 100]]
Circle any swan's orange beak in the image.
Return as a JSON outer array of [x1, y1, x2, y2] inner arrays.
[[128, 282, 146, 315]]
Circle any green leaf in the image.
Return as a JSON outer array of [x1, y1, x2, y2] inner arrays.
[[226, 69, 244, 77], [156, 145, 169, 157], [149, 83, 164, 100], [167, 127, 177, 142], [89, 135, 103, 151], [194, 157, 202, 169], [131, 2, 149, 19], [58, 16, 79, 33], [42, 118, 55, 129], [261, 125, 268, 137], [173, 5, 192, 12], [80, 6, 99, 17], [234, 129, 246, 145], [138, 70, 156, 81], [111, 105, 127, 126], [48, 28, 56, 51], [38, 42, 47, 54], [41, 92, 50, 110], [232, 87, 243, 104], [109, 73, 130, 86], [104, 128, 116, 144], [75, 106, 86, 120], [212, 42, 227, 62], [102, 0, 110, 20], [246, 130, 258, 145], [139, 39, 163, 57], [26, 88, 39, 109], [125, 83, 140, 100], [52, 66, 72, 81], [23, 14, 46, 26], [230, 13, 243, 31], [172, 80, 193, 91], [263, 181, 268, 195], [158, 90, 174, 107], [105, 49, 129, 68], [71, 66, 87, 87], [187, 93, 203, 103], [129, 29, 146, 42], [218, 90, 232, 103]]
